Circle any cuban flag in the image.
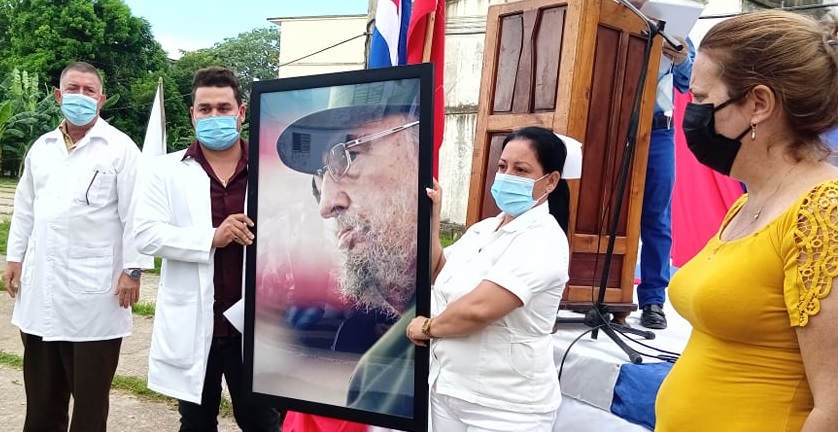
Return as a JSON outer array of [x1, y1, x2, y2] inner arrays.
[[368, 0, 411, 68]]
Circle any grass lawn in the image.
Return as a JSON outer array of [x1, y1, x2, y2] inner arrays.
[[131, 302, 156, 317], [440, 232, 459, 248], [0, 220, 7, 256], [148, 257, 162, 275]]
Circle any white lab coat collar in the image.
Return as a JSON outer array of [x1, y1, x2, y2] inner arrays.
[[44, 118, 112, 148]]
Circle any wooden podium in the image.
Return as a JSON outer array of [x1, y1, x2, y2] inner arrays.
[[466, 0, 662, 312]]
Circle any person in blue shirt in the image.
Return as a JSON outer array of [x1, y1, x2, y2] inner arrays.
[[636, 36, 695, 330]]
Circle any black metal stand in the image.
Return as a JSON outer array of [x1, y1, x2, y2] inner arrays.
[[555, 0, 683, 364]]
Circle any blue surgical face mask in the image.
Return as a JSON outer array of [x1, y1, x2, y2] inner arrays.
[[195, 116, 240, 151], [490, 173, 548, 217], [61, 93, 99, 126]]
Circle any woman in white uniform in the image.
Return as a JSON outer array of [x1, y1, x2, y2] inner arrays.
[[407, 126, 580, 431]]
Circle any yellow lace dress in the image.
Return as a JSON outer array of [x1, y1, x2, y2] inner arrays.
[[655, 181, 838, 432]]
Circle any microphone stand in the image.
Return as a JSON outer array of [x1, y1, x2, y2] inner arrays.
[[555, 0, 683, 364]]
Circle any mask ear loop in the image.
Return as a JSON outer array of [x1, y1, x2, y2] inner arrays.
[[534, 172, 558, 204]]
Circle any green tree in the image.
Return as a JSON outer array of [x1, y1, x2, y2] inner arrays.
[[0, 0, 169, 142], [209, 27, 280, 104], [0, 69, 63, 177], [129, 73, 193, 152], [2, 94, 63, 177], [164, 24, 279, 150], [167, 49, 221, 113], [165, 50, 222, 151]]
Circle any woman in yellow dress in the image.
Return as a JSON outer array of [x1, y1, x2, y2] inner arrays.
[[655, 10, 838, 432]]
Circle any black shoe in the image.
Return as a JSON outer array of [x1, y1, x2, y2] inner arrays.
[[640, 304, 667, 329]]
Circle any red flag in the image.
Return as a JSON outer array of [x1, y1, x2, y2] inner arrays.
[[281, 412, 367, 432], [406, 0, 445, 178], [671, 92, 744, 267]]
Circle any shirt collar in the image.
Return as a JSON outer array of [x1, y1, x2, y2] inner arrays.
[[182, 139, 249, 163], [58, 120, 73, 145], [58, 120, 70, 136], [57, 117, 108, 142], [474, 201, 551, 235]]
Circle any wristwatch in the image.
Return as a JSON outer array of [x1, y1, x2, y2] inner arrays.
[[123, 268, 142, 281]]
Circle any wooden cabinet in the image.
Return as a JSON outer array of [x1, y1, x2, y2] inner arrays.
[[467, 0, 662, 312]]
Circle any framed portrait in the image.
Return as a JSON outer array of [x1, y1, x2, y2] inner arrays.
[[244, 64, 433, 432]]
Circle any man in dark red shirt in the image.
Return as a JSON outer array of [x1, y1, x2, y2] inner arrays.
[[134, 67, 280, 431]]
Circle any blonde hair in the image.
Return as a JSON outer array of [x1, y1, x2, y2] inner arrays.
[[700, 10, 838, 159]]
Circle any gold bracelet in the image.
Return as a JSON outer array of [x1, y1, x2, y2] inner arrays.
[[421, 317, 435, 338]]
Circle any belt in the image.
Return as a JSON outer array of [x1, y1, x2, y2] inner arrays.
[[652, 115, 673, 130]]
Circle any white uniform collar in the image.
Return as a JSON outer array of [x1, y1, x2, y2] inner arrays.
[[50, 117, 110, 144], [476, 201, 551, 235]]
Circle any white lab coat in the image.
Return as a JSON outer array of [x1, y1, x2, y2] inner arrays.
[[6, 119, 153, 341], [133, 149, 218, 404]]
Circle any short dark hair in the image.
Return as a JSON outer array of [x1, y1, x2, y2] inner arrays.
[[502, 126, 571, 232], [191, 67, 242, 106], [60, 62, 103, 91]]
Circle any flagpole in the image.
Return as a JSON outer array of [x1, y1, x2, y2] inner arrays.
[[158, 77, 166, 140], [421, 0, 437, 62]]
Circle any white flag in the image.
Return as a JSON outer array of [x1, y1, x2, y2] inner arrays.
[[142, 77, 167, 158]]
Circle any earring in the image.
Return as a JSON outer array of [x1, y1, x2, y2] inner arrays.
[[750, 123, 757, 141]]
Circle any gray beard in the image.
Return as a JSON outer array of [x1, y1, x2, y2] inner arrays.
[[335, 201, 417, 317]]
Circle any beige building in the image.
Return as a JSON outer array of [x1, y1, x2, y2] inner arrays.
[[269, 15, 368, 78]]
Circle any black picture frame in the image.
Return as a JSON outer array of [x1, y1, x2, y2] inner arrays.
[[244, 63, 433, 432]]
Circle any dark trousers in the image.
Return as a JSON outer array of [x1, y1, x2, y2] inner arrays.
[[178, 336, 281, 432], [20, 332, 122, 432]]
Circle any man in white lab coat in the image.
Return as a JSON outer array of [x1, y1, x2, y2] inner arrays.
[[1, 61, 153, 432], [133, 66, 280, 431]]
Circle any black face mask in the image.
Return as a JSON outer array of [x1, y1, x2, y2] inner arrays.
[[682, 98, 750, 176]]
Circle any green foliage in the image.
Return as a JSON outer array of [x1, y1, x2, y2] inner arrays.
[[0, 219, 9, 256], [0, 350, 23, 369], [209, 27, 280, 104], [162, 27, 279, 150], [0, 69, 63, 176], [0, 0, 169, 144], [129, 74, 193, 152], [0, 1, 279, 165], [168, 50, 221, 108], [148, 256, 161, 274], [131, 301, 156, 317], [440, 232, 459, 248], [110, 375, 176, 405], [2, 95, 63, 177]]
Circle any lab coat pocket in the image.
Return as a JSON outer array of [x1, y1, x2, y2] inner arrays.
[[74, 169, 116, 208], [20, 239, 35, 287], [68, 246, 114, 293], [150, 295, 197, 368]]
